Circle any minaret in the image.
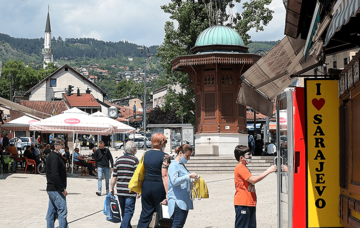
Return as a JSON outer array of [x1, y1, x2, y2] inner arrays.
[[42, 6, 53, 69]]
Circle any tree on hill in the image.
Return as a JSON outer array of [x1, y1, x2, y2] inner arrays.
[[157, 0, 274, 125], [0, 60, 58, 100]]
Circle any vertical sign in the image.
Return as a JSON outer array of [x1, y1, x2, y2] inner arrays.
[[306, 79, 341, 227]]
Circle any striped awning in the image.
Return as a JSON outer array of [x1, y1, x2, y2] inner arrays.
[[324, 0, 360, 46]]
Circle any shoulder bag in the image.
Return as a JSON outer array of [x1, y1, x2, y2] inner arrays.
[[128, 152, 146, 194]]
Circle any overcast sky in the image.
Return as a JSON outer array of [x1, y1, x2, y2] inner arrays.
[[0, 0, 285, 46]]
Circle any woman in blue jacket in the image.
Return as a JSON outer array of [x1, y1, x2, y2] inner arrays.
[[167, 144, 198, 228]]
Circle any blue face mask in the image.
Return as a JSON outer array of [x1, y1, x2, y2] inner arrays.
[[180, 155, 188, 164]]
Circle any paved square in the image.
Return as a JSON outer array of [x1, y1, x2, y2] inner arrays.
[[0, 149, 277, 228]]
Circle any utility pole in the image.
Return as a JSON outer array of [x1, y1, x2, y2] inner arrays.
[[9, 74, 12, 101], [139, 45, 150, 151]]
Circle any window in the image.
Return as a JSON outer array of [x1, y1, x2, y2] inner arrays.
[[344, 58, 348, 67], [50, 79, 56, 87], [333, 61, 337, 69], [65, 67, 69, 71]]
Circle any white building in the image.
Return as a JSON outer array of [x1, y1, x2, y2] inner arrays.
[[42, 9, 53, 69], [23, 64, 106, 102], [153, 84, 185, 108]]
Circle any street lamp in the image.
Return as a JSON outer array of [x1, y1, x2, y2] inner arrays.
[[138, 45, 151, 150]]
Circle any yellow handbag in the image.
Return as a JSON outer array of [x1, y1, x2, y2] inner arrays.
[[192, 175, 209, 199], [128, 152, 146, 194]]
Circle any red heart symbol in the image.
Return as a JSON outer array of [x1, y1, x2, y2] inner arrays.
[[312, 98, 325, 111], [112, 205, 117, 210]]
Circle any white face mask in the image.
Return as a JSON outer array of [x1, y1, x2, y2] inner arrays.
[[59, 149, 65, 153], [246, 158, 252, 164]]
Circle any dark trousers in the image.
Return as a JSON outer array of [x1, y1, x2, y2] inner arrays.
[[137, 180, 166, 228], [171, 204, 189, 228], [79, 160, 94, 175], [117, 195, 136, 228], [235, 205, 256, 228]]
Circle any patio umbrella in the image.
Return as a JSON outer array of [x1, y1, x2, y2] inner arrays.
[[0, 116, 39, 131], [90, 111, 135, 133], [29, 108, 115, 135], [30, 108, 115, 174]]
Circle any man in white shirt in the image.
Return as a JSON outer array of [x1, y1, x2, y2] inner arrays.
[[267, 140, 277, 155]]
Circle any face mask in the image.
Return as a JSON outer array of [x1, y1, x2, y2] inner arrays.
[[181, 155, 188, 164], [162, 147, 166, 151], [246, 158, 252, 164], [59, 149, 65, 153]]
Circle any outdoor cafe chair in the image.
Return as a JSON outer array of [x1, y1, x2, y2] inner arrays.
[[24, 157, 36, 174]]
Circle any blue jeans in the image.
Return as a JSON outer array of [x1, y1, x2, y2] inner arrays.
[[97, 167, 110, 192], [46, 191, 68, 228], [117, 195, 136, 228], [235, 205, 256, 228], [171, 204, 189, 228]]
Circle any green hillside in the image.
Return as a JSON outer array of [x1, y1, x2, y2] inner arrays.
[[0, 34, 278, 99], [248, 40, 280, 53]]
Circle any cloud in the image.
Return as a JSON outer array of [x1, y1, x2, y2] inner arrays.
[[0, 0, 285, 46]]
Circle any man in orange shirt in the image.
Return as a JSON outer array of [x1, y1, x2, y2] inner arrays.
[[234, 145, 276, 228]]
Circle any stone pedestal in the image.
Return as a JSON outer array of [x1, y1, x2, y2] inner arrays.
[[195, 133, 248, 156]]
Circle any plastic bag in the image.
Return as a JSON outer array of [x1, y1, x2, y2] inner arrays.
[[103, 193, 121, 223]]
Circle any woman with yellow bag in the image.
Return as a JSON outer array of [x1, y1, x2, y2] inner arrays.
[[167, 144, 198, 228], [137, 133, 171, 228]]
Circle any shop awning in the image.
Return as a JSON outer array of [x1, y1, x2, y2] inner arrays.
[[237, 35, 323, 117], [324, 0, 360, 47], [0, 97, 51, 119]]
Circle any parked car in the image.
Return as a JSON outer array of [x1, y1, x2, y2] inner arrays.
[[116, 138, 152, 149], [115, 141, 125, 149], [9, 137, 36, 150], [137, 138, 152, 149]]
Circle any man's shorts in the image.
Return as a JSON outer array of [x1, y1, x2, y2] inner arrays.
[[235, 205, 256, 228]]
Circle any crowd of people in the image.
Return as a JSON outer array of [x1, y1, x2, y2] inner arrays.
[[41, 132, 276, 228]]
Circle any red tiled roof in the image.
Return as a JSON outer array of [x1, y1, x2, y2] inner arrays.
[[63, 93, 100, 108], [11, 100, 68, 119]]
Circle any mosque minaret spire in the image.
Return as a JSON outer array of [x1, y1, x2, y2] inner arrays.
[[42, 6, 53, 69]]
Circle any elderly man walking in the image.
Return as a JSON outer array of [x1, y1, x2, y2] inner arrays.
[[45, 140, 68, 228], [95, 141, 114, 196], [110, 141, 140, 228]]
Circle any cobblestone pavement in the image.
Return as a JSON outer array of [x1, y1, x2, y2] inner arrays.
[[0, 149, 277, 228]]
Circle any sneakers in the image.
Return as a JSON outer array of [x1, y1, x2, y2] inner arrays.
[[96, 191, 101, 196]]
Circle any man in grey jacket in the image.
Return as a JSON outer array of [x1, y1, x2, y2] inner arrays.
[[95, 141, 114, 196]]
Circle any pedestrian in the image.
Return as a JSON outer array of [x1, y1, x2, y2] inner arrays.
[[248, 135, 255, 156], [16, 137, 22, 154], [110, 141, 140, 228], [45, 140, 68, 228], [266, 139, 277, 156], [168, 144, 198, 228], [137, 133, 170, 228], [233, 145, 276, 228], [254, 134, 263, 156], [37, 135, 41, 146], [2, 133, 9, 148], [49, 134, 53, 144], [94, 141, 114, 196]]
